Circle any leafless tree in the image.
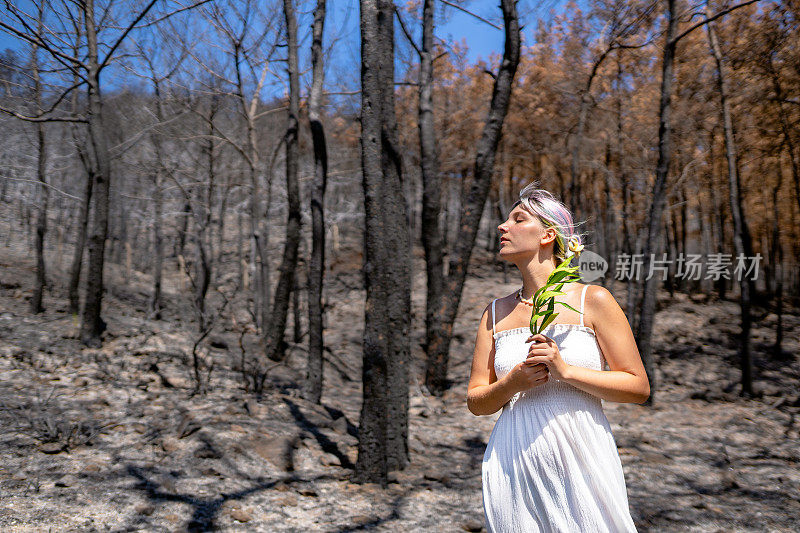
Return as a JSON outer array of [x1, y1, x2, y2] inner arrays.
[[302, 0, 329, 404], [1, 0, 210, 346], [355, 0, 412, 485], [264, 0, 302, 363], [29, 4, 48, 314], [704, 5, 755, 395], [634, 0, 759, 404], [423, 0, 521, 396]]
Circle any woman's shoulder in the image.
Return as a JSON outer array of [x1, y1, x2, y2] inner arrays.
[[482, 292, 517, 322], [583, 284, 621, 326], [583, 283, 615, 302]]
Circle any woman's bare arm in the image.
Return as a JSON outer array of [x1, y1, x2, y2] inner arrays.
[[466, 304, 520, 416], [561, 286, 650, 404]]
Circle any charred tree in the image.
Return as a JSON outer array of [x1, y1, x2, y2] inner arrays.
[[80, 0, 114, 347], [705, 9, 755, 395], [418, 0, 447, 400], [303, 0, 329, 404], [634, 0, 757, 402], [355, 0, 412, 485], [265, 0, 302, 362], [424, 0, 520, 396], [30, 9, 48, 314]]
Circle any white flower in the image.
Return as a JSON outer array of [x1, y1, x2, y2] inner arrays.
[[566, 235, 584, 257]]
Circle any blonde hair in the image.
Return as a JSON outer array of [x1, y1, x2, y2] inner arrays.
[[512, 181, 587, 265]]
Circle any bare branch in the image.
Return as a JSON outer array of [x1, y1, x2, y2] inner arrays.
[[108, 110, 188, 157], [98, 0, 161, 72], [129, 0, 215, 30], [394, 6, 420, 57], [0, 176, 82, 201], [670, 0, 760, 45], [253, 105, 288, 120], [0, 19, 84, 71], [0, 104, 87, 122], [441, 0, 502, 30]]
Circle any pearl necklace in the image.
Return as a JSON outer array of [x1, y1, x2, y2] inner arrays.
[[517, 287, 535, 306]]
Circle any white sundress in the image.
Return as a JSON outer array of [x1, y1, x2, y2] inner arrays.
[[482, 284, 637, 532]]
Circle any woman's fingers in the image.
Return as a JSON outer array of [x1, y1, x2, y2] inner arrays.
[[523, 360, 547, 368], [527, 334, 553, 344]]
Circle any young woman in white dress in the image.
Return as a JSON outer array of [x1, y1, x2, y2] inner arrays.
[[466, 183, 650, 532]]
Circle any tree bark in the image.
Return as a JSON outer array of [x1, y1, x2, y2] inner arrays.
[[705, 9, 755, 396], [418, 0, 446, 396], [633, 0, 680, 405], [303, 0, 329, 404], [67, 162, 94, 314], [30, 13, 48, 314], [264, 0, 302, 362], [80, 0, 113, 347], [424, 0, 520, 396], [31, 128, 48, 315], [192, 96, 218, 333], [766, 56, 800, 228], [355, 0, 412, 485], [176, 201, 190, 261], [150, 169, 163, 319], [148, 73, 167, 320]]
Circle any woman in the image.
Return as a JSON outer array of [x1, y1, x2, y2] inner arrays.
[[466, 182, 649, 532]]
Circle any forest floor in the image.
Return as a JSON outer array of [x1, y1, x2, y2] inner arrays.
[[1, 242, 799, 532]]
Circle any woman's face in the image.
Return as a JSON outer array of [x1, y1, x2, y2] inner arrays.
[[497, 204, 556, 260]]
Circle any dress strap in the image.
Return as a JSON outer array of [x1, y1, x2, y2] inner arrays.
[[579, 285, 589, 327], [491, 299, 497, 336]]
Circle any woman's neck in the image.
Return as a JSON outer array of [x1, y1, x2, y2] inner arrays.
[[518, 260, 558, 300]]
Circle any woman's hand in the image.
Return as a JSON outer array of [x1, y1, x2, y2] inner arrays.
[[507, 358, 549, 393], [524, 333, 571, 381]]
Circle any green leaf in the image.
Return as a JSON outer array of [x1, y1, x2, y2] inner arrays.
[[535, 290, 565, 306], [532, 285, 547, 302], [539, 311, 558, 331], [531, 308, 553, 334], [558, 301, 582, 314]]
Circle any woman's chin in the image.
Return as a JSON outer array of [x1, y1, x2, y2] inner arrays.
[[497, 247, 532, 263], [497, 248, 513, 261]]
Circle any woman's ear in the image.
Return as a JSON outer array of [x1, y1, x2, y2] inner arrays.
[[540, 227, 557, 246]]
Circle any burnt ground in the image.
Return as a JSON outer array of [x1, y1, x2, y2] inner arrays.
[[1, 241, 799, 532]]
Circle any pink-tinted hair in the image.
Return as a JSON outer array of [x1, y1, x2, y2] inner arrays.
[[511, 181, 587, 265]]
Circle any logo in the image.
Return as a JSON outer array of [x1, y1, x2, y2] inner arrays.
[[577, 250, 607, 282]]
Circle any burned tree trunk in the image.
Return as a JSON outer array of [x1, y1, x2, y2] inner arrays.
[[633, 0, 759, 405], [355, 0, 412, 485], [67, 137, 94, 314], [31, 120, 48, 314], [303, 0, 329, 404], [80, 0, 113, 347], [30, 17, 48, 314], [424, 0, 520, 396], [265, 0, 302, 362], [634, 0, 678, 405], [706, 10, 755, 395], [150, 170, 164, 319], [419, 0, 447, 397]]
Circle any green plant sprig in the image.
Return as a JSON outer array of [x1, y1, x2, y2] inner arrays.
[[529, 255, 583, 336]]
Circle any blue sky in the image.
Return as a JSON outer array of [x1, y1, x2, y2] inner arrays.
[[0, 0, 579, 100]]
